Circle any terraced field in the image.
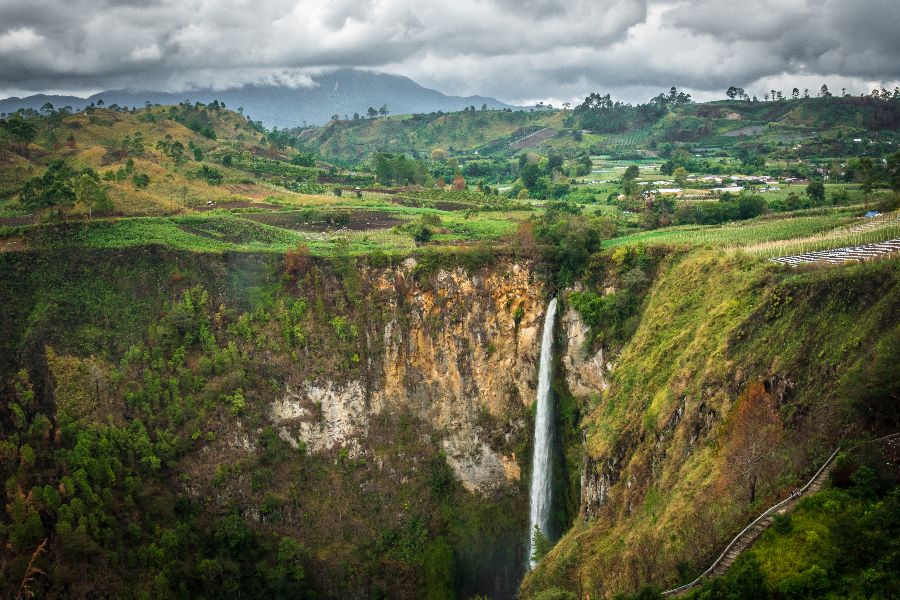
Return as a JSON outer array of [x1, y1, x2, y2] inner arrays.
[[771, 238, 900, 266], [602, 210, 858, 250]]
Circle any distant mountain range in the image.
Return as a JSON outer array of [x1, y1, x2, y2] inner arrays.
[[0, 69, 515, 128]]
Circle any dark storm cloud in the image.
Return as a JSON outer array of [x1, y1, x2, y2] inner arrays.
[[0, 0, 897, 103]]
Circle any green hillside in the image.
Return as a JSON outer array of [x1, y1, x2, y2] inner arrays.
[[1, 95, 898, 600], [302, 109, 564, 161], [299, 95, 900, 164]]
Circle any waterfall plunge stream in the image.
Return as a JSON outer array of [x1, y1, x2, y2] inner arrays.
[[528, 297, 557, 568]]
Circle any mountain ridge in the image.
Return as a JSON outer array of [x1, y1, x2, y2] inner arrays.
[[0, 68, 516, 128]]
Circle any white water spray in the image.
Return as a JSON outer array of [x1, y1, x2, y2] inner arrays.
[[528, 297, 557, 568]]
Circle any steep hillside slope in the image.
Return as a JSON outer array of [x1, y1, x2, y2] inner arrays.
[[0, 248, 548, 599], [523, 252, 899, 598], [0, 103, 322, 214], [303, 109, 564, 160]]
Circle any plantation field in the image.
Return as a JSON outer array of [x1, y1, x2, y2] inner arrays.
[[3, 198, 526, 256], [592, 127, 654, 149], [742, 210, 900, 258], [602, 210, 861, 250]]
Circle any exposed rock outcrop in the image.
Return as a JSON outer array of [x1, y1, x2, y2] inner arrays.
[[560, 304, 609, 397], [271, 259, 546, 493]]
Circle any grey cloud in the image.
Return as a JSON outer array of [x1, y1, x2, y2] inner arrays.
[[0, 0, 897, 104]]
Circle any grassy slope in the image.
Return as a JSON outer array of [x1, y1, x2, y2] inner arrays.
[[0, 106, 317, 214], [304, 97, 898, 162], [522, 252, 900, 598], [683, 457, 900, 600], [306, 110, 564, 159], [602, 211, 859, 250]]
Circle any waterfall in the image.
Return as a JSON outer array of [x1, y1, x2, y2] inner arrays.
[[528, 297, 557, 568]]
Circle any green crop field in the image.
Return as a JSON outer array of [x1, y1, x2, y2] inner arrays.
[[602, 210, 860, 250]]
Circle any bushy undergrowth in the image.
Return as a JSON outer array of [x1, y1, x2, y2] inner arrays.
[[0, 247, 528, 599]]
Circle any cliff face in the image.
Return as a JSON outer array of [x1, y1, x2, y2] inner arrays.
[[270, 259, 547, 493], [523, 253, 900, 599], [0, 248, 551, 599], [560, 305, 610, 399]]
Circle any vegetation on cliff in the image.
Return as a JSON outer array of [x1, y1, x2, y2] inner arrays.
[[1, 95, 898, 600], [522, 249, 899, 598], [0, 249, 541, 598]]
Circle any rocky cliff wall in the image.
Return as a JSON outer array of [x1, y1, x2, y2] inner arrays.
[[269, 258, 547, 493]]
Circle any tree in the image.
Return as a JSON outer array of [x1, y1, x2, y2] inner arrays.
[[132, 173, 150, 188], [378, 104, 389, 117], [198, 164, 223, 184], [410, 222, 433, 244], [673, 166, 688, 187], [0, 114, 37, 154], [20, 160, 77, 217], [819, 84, 831, 98], [726, 86, 739, 99], [792, 88, 800, 99], [366, 106, 377, 119], [73, 170, 113, 217], [531, 525, 551, 563], [723, 381, 782, 504], [806, 180, 825, 204], [520, 163, 542, 190], [886, 150, 900, 193], [623, 164, 640, 181], [856, 156, 875, 209], [546, 153, 564, 174]]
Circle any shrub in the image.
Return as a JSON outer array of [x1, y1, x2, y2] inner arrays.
[[533, 588, 577, 600], [132, 173, 150, 188]]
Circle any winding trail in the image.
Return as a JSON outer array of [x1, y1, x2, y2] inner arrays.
[[662, 433, 900, 597]]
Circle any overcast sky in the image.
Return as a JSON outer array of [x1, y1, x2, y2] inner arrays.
[[1, 0, 899, 105]]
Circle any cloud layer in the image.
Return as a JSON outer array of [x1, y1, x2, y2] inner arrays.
[[0, 0, 898, 103]]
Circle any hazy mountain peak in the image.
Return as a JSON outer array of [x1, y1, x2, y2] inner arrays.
[[0, 69, 514, 128]]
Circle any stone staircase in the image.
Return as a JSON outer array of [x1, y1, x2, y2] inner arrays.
[[703, 463, 833, 579], [662, 447, 842, 597], [662, 434, 899, 597]]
